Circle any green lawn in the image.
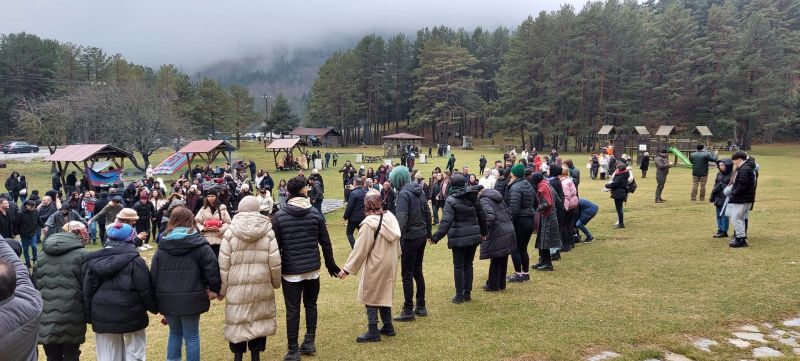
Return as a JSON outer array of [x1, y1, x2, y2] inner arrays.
[[6, 142, 798, 361]]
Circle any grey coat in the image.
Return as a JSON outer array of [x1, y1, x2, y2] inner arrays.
[[0, 240, 43, 361], [478, 189, 516, 259]]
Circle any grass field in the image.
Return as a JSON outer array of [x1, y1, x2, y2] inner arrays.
[[4, 142, 799, 361]]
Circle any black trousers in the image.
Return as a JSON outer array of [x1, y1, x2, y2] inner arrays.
[[43, 343, 81, 361], [486, 256, 508, 290], [345, 220, 361, 248], [539, 248, 552, 265], [400, 237, 427, 311], [282, 278, 320, 348], [561, 208, 577, 247], [97, 222, 106, 245], [211, 244, 220, 258], [452, 245, 477, 297], [614, 198, 625, 225], [366, 306, 392, 329], [230, 336, 266, 353], [510, 217, 534, 273]]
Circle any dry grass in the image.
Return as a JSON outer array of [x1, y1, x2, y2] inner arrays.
[[4, 142, 796, 360]]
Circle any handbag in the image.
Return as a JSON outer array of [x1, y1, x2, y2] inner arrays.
[[19, 188, 27, 196]]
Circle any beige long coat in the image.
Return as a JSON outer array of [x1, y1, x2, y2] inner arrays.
[[342, 212, 402, 307], [219, 211, 282, 343], [195, 205, 231, 245]]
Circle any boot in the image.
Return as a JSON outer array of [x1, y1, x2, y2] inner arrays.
[[233, 352, 244, 361], [378, 307, 395, 336], [250, 351, 260, 361], [464, 291, 472, 302], [536, 263, 554, 271], [729, 237, 748, 248], [393, 308, 415, 322], [451, 294, 466, 304], [414, 306, 428, 317], [283, 346, 300, 361], [357, 307, 381, 343], [299, 334, 316, 355]]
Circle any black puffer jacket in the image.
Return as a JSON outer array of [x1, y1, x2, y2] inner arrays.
[[344, 187, 367, 223], [710, 159, 734, 207], [83, 241, 157, 334], [150, 230, 221, 317], [15, 209, 43, 237], [728, 157, 758, 204], [505, 177, 535, 219], [395, 182, 432, 241], [494, 175, 509, 197], [605, 170, 630, 200], [478, 189, 516, 260], [432, 186, 487, 249], [272, 199, 339, 276]]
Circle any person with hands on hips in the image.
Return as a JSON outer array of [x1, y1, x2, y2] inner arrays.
[[338, 189, 402, 343], [271, 176, 341, 361]]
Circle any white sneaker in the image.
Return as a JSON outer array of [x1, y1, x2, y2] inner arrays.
[[139, 246, 147, 251], [145, 244, 153, 250]]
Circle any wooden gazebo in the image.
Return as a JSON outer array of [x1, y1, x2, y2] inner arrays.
[[267, 138, 308, 170], [382, 133, 424, 156], [693, 126, 714, 146], [43, 144, 134, 190], [178, 140, 237, 171]]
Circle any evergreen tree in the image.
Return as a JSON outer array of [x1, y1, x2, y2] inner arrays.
[[265, 93, 299, 137]]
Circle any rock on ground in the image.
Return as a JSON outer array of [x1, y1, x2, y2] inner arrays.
[[784, 317, 800, 327], [663, 352, 693, 361], [752, 347, 783, 358], [732, 332, 768, 343], [693, 338, 718, 352], [729, 338, 752, 348], [586, 351, 620, 361]]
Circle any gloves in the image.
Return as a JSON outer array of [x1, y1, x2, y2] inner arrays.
[[327, 264, 342, 278]]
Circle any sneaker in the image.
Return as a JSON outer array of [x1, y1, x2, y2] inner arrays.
[[144, 244, 153, 250], [712, 231, 729, 238], [393, 310, 415, 322], [356, 331, 381, 343], [614, 224, 625, 229], [583, 236, 594, 243], [522, 273, 530, 281], [729, 237, 749, 248], [508, 274, 525, 283], [138, 246, 147, 251], [451, 295, 466, 304], [536, 264, 554, 271]]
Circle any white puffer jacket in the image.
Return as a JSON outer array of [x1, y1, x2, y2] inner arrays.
[[219, 211, 282, 343]]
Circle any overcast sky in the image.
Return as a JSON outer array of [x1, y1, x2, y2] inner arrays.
[[2, 0, 586, 70]]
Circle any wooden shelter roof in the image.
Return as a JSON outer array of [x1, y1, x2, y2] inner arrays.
[[178, 140, 236, 153], [597, 125, 615, 135], [693, 126, 713, 137], [633, 126, 650, 135], [267, 138, 306, 149], [44, 144, 132, 162], [655, 125, 677, 136], [383, 133, 425, 140], [290, 127, 341, 137]]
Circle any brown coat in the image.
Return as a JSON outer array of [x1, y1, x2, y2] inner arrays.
[[219, 211, 282, 343], [195, 205, 231, 245], [342, 212, 401, 307]]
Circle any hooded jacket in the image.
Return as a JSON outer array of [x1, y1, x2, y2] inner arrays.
[[478, 189, 516, 260], [432, 186, 487, 249], [344, 187, 367, 223], [271, 197, 339, 276], [220, 212, 282, 344], [150, 229, 221, 316], [0, 241, 42, 361], [83, 241, 157, 334], [395, 182, 432, 241], [710, 158, 734, 207], [342, 212, 402, 307], [34, 232, 88, 344], [728, 157, 758, 204], [605, 169, 630, 200]]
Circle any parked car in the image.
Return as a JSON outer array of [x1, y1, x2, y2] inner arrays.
[[1, 141, 40, 153]]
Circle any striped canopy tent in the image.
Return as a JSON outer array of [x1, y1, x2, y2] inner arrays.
[[43, 144, 134, 190]]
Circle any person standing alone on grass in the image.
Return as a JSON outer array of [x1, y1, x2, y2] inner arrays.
[[710, 159, 734, 239], [339, 189, 402, 343], [446, 153, 456, 173], [726, 151, 758, 248], [390, 166, 432, 321], [654, 149, 673, 203], [343, 178, 367, 249], [151, 206, 222, 361], [271, 176, 340, 361], [83, 223, 157, 361], [640, 152, 650, 179], [219, 196, 282, 361], [34, 222, 89, 361], [605, 163, 631, 229], [690, 144, 717, 201]]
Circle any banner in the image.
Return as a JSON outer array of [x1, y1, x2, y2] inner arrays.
[[154, 152, 188, 175], [85, 168, 125, 187]]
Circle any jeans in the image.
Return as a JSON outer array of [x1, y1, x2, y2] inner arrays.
[[19, 194, 27, 204], [282, 278, 320, 348], [692, 176, 708, 200], [486, 256, 508, 290], [614, 198, 625, 225], [43, 343, 81, 361], [166, 314, 201, 361], [510, 217, 534, 273], [656, 173, 667, 200], [345, 220, 361, 248], [715, 205, 729, 233], [400, 237, 426, 311], [20, 234, 37, 266], [452, 245, 477, 297], [576, 219, 593, 240]]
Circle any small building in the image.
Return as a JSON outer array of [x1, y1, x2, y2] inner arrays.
[[693, 126, 714, 146], [382, 133, 425, 156], [290, 127, 342, 147], [655, 125, 677, 138]]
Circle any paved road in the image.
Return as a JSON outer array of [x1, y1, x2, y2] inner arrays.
[[0, 149, 51, 162]]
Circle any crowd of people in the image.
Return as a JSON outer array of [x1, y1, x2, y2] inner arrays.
[[0, 143, 759, 361]]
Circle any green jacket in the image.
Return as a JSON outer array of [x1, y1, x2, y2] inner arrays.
[[690, 150, 717, 177], [34, 232, 89, 345]]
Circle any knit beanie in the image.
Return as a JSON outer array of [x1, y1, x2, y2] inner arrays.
[[106, 223, 136, 243], [511, 164, 525, 178], [389, 166, 411, 190], [549, 164, 563, 178], [237, 195, 260, 213]]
